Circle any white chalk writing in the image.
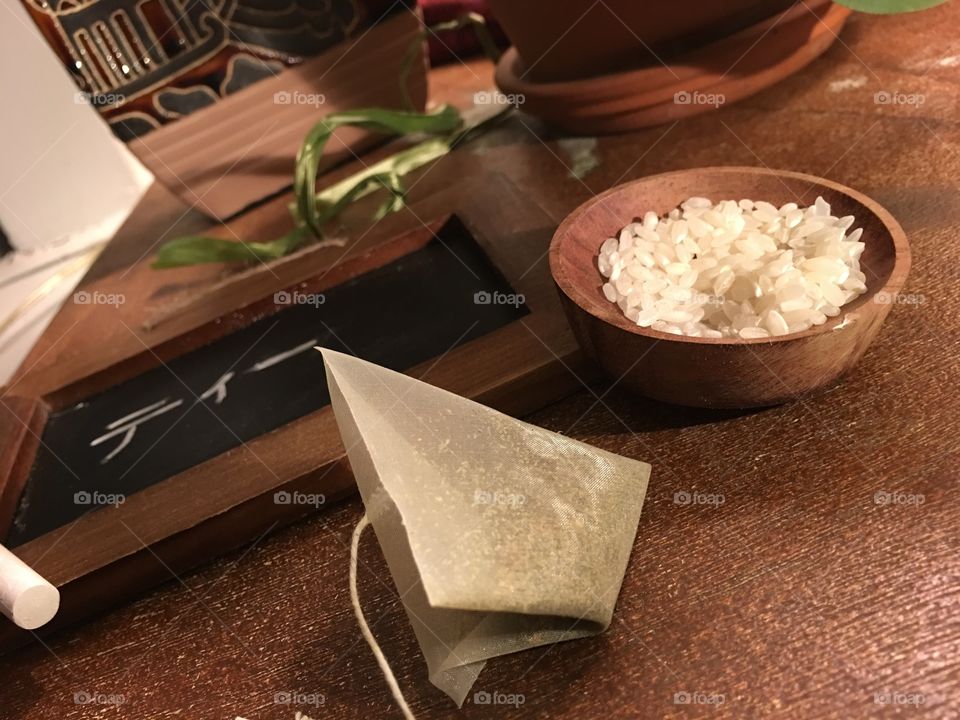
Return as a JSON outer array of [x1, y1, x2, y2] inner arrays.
[[91, 398, 184, 464], [247, 339, 318, 373], [200, 371, 236, 405], [92, 339, 323, 462]]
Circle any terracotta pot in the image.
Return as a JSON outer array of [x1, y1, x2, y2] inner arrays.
[[495, 0, 850, 135], [486, 0, 796, 82]]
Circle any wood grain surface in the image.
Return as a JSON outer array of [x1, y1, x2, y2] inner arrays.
[[2, 4, 959, 718]]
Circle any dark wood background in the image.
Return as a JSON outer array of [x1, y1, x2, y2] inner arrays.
[[2, 3, 959, 718]]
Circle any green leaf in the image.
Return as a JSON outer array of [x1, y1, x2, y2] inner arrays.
[[370, 173, 407, 221], [152, 227, 309, 269], [399, 13, 501, 110], [152, 13, 504, 270], [833, 0, 947, 12], [294, 105, 462, 239], [153, 110, 460, 270], [313, 137, 451, 209], [316, 172, 407, 226]]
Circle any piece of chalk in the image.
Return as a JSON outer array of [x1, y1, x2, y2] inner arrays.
[[0, 544, 59, 629]]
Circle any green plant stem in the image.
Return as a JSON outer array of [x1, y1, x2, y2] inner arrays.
[[152, 13, 507, 270], [399, 12, 502, 111], [293, 105, 462, 240]]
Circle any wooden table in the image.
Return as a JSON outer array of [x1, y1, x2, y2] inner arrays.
[[3, 5, 959, 718]]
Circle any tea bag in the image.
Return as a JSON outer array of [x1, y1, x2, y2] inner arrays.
[[320, 349, 651, 707]]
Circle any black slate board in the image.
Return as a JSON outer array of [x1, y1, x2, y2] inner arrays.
[[7, 218, 527, 546]]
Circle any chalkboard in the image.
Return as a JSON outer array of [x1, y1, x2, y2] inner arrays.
[[6, 218, 527, 546]]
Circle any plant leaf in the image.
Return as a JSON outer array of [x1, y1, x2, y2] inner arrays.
[[399, 13, 501, 110], [153, 111, 460, 269], [312, 137, 451, 210], [151, 12, 501, 270], [832, 0, 947, 12], [294, 105, 462, 239], [152, 227, 309, 269], [371, 173, 407, 221], [316, 172, 406, 226]]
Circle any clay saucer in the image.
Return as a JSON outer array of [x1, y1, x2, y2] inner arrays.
[[549, 167, 911, 409], [496, 1, 851, 134]]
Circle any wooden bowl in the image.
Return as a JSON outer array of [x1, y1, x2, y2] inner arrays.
[[549, 167, 911, 408]]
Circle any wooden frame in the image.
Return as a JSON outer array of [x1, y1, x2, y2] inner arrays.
[[0, 173, 592, 649]]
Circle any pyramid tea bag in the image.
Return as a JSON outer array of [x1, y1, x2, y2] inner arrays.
[[320, 349, 652, 707]]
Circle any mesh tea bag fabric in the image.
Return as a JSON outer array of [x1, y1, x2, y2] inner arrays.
[[320, 349, 652, 706]]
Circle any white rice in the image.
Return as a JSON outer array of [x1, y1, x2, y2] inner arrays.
[[597, 196, 868, 339]]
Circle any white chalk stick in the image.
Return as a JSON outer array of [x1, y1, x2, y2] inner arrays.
[[0, 544, 59, 629]]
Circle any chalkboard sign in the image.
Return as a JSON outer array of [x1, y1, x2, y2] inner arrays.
[[0, 173, 590, 650], [6, 217, 527, 546]]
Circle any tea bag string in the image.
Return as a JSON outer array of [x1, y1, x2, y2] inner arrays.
[[350, 513, 416, 720]]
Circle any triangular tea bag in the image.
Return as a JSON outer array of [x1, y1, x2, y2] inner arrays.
[[320, 349, 651, 707]]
